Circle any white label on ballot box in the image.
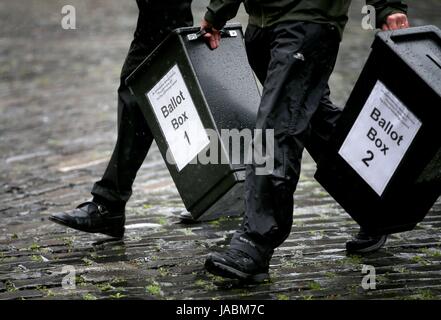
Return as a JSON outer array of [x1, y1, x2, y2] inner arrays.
[[339, 80, 421, 196], [146, 64, 209, 171]]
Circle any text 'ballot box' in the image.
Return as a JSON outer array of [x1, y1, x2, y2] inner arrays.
[[126, 24, 260, 220], [315, 25, 441, 235]]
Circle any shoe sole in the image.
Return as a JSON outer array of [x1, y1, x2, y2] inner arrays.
[[205, 258, 269, 283], [178, 211, 198, 224], [48, 216, 125, 239], [346, 235, 388, 254]]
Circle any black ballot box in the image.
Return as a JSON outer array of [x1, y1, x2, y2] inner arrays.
[[126, 23, 261, 220], [315, 25, 441, 235]]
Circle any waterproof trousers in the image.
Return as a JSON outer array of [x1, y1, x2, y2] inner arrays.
[[230, 21, 342, 264]]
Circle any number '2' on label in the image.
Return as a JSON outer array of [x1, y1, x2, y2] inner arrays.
[[338, 81, 421, 196]]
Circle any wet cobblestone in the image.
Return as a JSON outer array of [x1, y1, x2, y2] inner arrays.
[[0, 0, 440, 300]]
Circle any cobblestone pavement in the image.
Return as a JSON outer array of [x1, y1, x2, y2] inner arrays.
[[1, 1, 440, 300]]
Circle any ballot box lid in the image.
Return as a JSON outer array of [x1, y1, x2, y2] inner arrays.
[[373, 25, 441, 97], [125, 23, 243, 87]]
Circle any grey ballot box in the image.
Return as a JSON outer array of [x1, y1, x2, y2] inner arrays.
[[315, 26, 441, 235], [126, 23, 260, 220]]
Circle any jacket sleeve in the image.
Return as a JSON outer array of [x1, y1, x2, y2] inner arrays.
[[204, 0, 243, 30], [367, 0, 408, 28]]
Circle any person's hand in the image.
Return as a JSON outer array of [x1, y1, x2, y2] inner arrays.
[[382, 13, 410, 31], [200, 19, 221, 49]]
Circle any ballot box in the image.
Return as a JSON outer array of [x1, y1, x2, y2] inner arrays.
[[126, 23, 260, 220], [315, 25, 441, 235]]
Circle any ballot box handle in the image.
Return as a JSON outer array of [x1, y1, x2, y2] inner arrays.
[[187, 29, 238, 41]]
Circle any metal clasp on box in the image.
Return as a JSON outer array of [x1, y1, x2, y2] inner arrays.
[[187, 33, 199, 41], [187, 29, 238, 41]]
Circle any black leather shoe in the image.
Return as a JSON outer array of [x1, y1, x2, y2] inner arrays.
[[346, 228, 388, 254], [205, 249, 269, 283], [178, 211, 197, 224], [49, 201, 125, 238]]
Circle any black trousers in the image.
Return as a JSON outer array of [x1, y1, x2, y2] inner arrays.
[[230, 22, 342, 264], [91, 0, 193, 209]]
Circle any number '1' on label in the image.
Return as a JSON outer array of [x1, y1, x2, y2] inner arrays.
[[146, 64, 209, 171]]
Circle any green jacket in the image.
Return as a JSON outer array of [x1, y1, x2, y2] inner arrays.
[[204, 0, 408, 39]]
